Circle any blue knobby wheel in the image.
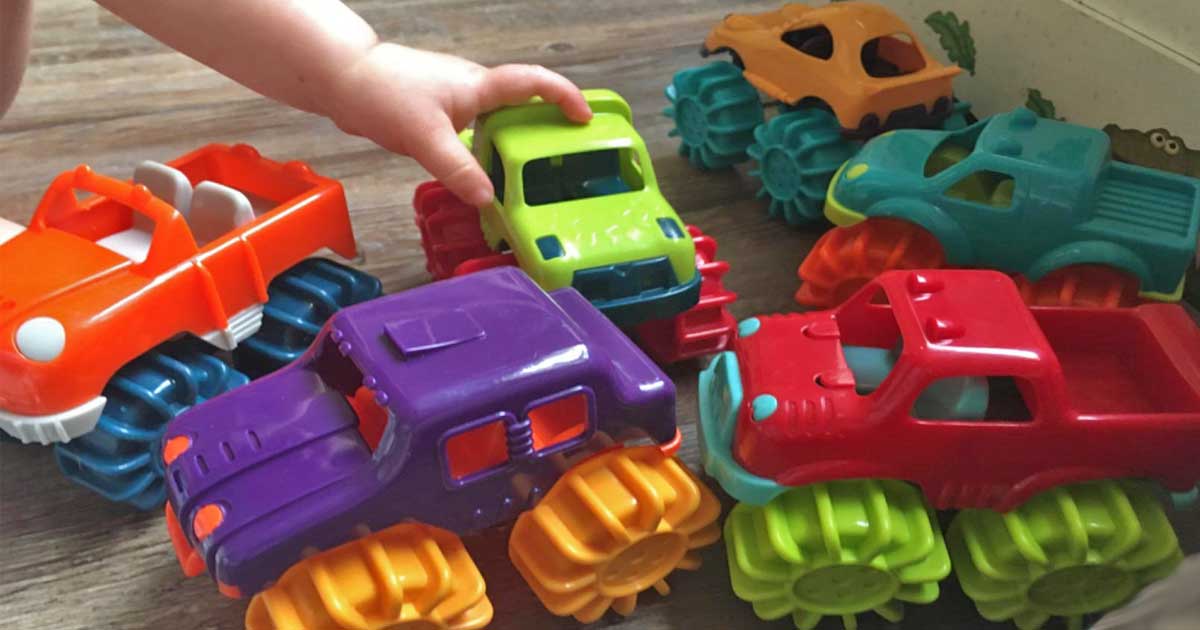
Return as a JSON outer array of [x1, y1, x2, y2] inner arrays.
[[747, 108, 859, 225], [235, 258, 382, 377], [54, 339, 249, 510], [664, 61, 763, 170]]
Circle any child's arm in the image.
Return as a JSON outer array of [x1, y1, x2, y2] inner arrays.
[[0, 0, 33, 119], [95, 0, 592, 206]]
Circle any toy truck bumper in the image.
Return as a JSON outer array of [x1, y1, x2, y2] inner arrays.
[[585, 271, 701, 329], [0, 396, 106, 444], [697, 351, 786, 506]]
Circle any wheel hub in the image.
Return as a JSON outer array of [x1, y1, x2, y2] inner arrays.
[[675, 98, 708, 146], [792, 564, 899, 614], [1027, 565, 1136, 616], [384, 621, 445, 630], [597, 532, 688, 598], [761, 147, 801, 200]]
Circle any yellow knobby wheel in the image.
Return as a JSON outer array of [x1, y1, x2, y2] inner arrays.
[[245, 522, 492, 630], [509, 445, 721, 622]]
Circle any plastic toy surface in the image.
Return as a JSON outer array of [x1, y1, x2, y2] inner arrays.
[[0, 145, 381, 508], [665, 2, 969, 224], [700, 269, 1200, 629], [799, 108, 1200, 307], [703, 2, 959, 133], [415, 89, 737, 363], [164, 267, 721, 629]]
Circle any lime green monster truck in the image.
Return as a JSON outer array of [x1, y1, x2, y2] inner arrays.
[[414, 89, 736, 363]]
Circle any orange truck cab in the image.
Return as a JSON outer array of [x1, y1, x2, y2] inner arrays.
[[0, 144, 358, 444]]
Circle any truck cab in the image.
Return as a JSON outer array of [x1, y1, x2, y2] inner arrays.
[[701, 269, 1200, 510], [467, 90, 700, 327], [164, 267, 682, 596]]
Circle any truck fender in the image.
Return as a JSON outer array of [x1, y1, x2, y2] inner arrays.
[[867, 197, 974, 264], [1000, 466, 1131, 512], [1026, 241, 1150, 285]]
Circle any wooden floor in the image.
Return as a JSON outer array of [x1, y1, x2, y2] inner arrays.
[[0, 2, 1196, 629]]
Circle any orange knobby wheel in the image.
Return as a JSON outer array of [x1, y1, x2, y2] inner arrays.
[[245, 522, 492, 630], [509, 445, 721, 623], [796, 218, 945, 308], [1012, 264, 1141, 308]]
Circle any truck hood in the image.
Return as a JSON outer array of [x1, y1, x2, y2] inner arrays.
[[854, 127, 950, 177], [165, 366, 374, 555], [0, 228, 131, 328], [517, 191, 695, 288]]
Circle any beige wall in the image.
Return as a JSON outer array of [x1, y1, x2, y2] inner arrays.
[[874, 0, 1200, 143]]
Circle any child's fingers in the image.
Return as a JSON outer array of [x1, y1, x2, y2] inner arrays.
[[479, 64, 592, 122], [412, 115, 494, 207]]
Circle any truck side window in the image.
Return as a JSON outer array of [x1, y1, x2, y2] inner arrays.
[[527, 390, 590, 451], [489, 148, 506, 203], [782, 25, 833, 60], [444, 415, 510, 481], [945, 170, 1016, 208], [911, 376, 1035, 422]]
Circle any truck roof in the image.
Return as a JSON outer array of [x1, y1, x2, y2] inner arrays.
[[326, 267, 623, 429], [866, 270, 1058, 378], [481, 89, 642, 164], [975, 108, 1110, 177]]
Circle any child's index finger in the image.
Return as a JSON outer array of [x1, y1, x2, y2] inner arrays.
[[479, 64, 592, 123]]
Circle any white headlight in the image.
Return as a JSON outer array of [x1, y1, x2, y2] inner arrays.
[[15, 317, 67, 362]]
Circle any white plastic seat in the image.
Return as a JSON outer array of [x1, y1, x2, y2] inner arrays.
[[97, 161, 194, 263], [189, 181, 255, 247], [134, 160, 193, 216]]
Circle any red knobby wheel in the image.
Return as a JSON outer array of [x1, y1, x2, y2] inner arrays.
[[1012, 264, 1141, 308], [797, 218, 946, 308], [413, 181, 493, 280], [635, 225, 737, 364]]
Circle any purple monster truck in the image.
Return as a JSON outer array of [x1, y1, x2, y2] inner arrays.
[[162, 267, 720, 629]]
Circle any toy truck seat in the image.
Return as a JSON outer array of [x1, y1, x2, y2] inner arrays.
[[96, 161, 195, 262], [843, 344, 989, 419]]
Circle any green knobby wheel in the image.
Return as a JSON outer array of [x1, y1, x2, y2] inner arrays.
[[949, 480, 1184, 630], [746, 108, 859, 225], [725, 479, 951, 630], [663, 61, 763, 170]]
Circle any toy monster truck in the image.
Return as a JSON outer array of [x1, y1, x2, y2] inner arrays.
[[797, 108, 1200, 309], [162, 267, 721, 629], [414, 89, 737, 364], [700, 269, 1200, 630], [0, 144, 380, 509], [665, 1, 970, 224]]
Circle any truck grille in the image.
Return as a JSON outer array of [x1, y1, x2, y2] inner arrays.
[[572, 257, 678, 302]]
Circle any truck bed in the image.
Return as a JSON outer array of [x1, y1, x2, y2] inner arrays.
[[1084, 162, 1198, 244], [1033, 305, 1200, 416]]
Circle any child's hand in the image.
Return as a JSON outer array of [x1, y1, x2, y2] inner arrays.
[[90, 0, 591, 208], [328, 44, 592, 207]]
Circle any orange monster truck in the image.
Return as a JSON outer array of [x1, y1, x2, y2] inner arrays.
[[665, 2, 971, 224], [0, 144, 381, 509]]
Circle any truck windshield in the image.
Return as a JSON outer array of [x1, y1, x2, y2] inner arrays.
[[312, 336, 392, 452], [522, 148, 646, 206]]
